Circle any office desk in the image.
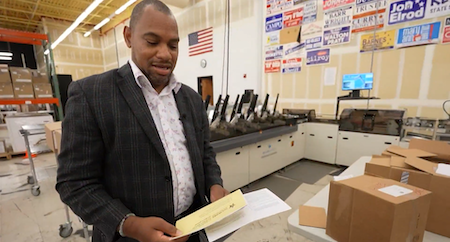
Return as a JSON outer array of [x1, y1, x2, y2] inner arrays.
[[287, 156, 450, 242]]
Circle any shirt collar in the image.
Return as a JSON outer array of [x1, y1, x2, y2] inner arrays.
[[128, 59, 181, 94]]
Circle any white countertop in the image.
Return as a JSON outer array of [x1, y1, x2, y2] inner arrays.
[[287, 156, 450, 242]]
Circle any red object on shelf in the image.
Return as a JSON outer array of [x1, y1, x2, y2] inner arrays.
[[0, 98, 60, 106], [0, 28, 48, 46]]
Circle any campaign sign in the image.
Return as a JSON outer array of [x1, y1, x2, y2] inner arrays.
[[265, 45, 284, 60], [283, 7, 304, 28], [323, 26, 351, 46], [301, 21, 323, 38], [265, 60, 281, 73], [306, 49, 330, 65], [446, 17, 450, 26], [352, 10, 386, 33], [356, 0, 377, 5], [360, 30, 396, 52], [442, 26, 450, 44], [324, 6, 353, 30], [284, 42, 304, 57], [267, 0, 294, 15], [266, 32, 280, 46], [266, 14, 283, 32], [302, 0, 318, 24], [282, 58, 302, 73], [305, 36, 323, 50], [323, 0, 356, 11], [388, 0, 426, 25], [396, 22, 441, 48], [354, 0, 387, 15], [425, 0, 450, 18]]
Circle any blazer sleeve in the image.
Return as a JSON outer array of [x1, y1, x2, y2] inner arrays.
[[200, 99, 224, 195], [56, 81, 131, 242]]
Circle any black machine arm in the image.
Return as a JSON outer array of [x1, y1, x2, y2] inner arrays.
[[219, 95, 230, 121], [230, 95, 240, 121], [260, 94, 269, 117], [211, 94, 222, 122], [247, 94, 259, 119], [273, 93, 279, 114], [204, 95, 211, 111]]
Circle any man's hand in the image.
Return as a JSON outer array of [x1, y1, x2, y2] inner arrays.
[[122, 216, 189, 242], [210, 184, 230, 203]]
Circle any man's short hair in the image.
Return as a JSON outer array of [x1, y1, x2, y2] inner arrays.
[[130, 0, 173, 29]]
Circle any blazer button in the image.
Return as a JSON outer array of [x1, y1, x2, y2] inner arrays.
[[165, 176, 170, 182]]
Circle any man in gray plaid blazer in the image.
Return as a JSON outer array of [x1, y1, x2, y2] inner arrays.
[[56, 1, 228, 241]]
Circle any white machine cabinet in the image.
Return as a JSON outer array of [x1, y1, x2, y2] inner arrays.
[[280, 123, 306, 168], [215, 146, 250, 192], [336, 131, 400, 166], [304, 123, 338, 164], [249, 135, 286, 183]]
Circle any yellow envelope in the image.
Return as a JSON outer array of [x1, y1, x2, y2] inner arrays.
[[171, 189, 247, 239]]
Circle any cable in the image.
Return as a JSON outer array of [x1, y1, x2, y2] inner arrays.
[[220, 0, 228, 96], [226, 0, 230, 95], [444, 100, 450, 119]]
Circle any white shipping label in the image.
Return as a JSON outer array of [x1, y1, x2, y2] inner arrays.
[[1, 69, 7, 72], [379, 185, 413, 197], [16, 79, 32, 82]]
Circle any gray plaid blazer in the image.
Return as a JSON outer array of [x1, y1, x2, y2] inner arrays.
[[56, 64, 223, 242]]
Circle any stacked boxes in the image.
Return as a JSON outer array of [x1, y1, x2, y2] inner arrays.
[[31, 70, 52, 98], [0, 65, 13, 99], [10, 67, 34, 99], [0, 66, 53, 99]]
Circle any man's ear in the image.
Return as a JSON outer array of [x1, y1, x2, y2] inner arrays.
[[124, 26, 132, 48]]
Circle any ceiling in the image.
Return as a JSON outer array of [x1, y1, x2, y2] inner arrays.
[[0, 0, 188, 33]]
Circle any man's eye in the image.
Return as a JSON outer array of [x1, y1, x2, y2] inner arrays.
[[147, 41, 158, 45], [170, 45, 178, 50]]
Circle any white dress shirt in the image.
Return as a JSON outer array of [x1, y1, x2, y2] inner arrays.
[[129, 60, 196, 216]]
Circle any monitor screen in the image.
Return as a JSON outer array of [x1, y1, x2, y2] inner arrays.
[[342, 73, 373, 91]]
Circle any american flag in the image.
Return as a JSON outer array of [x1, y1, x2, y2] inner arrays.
[[188, 27, 213, 57]]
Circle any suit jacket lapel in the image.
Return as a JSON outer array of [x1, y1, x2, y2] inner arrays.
[[116, 64, 168, 163]]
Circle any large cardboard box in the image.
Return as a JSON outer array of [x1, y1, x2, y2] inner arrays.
[[13, 83, 34, 98], [33, 83, 53, 98], [45, 122, 61, 152], [9, 67, 32, 83], [54, 129, 62, 154], [0, 64, 12, 83], [31, 70, 49, 84], [366, 141, 450, 238], [326, 175, 432, 242], [0, 83, 14, 99]]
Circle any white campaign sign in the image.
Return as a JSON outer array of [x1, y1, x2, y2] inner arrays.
[[425, 0, 450, 19], [324, 6, 353, 30]]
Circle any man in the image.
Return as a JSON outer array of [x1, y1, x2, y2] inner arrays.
[[56, 1, 228, 242]]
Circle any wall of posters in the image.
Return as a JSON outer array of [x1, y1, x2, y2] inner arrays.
[[302, 0, 317, 24], [352, 0, 387, 33], [323, 0, 355, 11], [267, 0, 294, 15], [443, 17, 450, 44], [360, 30, 396, 52], [282, 58, 302, 73], [388, 0, 426, 25], [265, 60, 282, 73], [305, 36, 323, 50], [284, 42, 304, 58], [283, 7, 304, 28], [266, 13, 283, 32], [306, 49, 331, 65], [265, 45, 284, 60], [396, 22, 441, 48], [266, 32, 281, 46], [324, 6, 353, 30], [323, 26, 352, 46], [301, 21, 323, 38]]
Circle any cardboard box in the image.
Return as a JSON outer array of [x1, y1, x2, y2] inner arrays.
[[13, 83, 34, 98], [9, 67, 32, 83], [0, 64, 12, 83], [54, 129, 62, 154], [33, 83, 53, 98], [31, 70, 49, 84], [326, 175, 431, 242], [0, 83, 14, 99], [279, 26, 301, 44], [45, 122, 61, 152], [366, 142, 450, 238]]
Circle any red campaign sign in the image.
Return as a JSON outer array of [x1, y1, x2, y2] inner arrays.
[[443, 27, 450, 44], [265, 60, 281, 73], [283, 8, 304, 28]]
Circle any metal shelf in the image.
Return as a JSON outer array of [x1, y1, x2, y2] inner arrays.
[[0, 98, 59, 106]]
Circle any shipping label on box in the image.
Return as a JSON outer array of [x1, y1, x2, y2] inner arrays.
[[10, 67, 32, 83], [33, 83, 53, 98], [13, 83, 34, 99]]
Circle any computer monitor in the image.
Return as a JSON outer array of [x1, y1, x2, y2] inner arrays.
[[342, 73, 374, 91]]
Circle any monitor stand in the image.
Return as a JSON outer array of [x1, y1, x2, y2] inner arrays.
[[350, 90, 360, 98]]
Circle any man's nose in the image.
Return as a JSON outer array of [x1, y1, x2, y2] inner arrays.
[[155, 45, 171, 60]]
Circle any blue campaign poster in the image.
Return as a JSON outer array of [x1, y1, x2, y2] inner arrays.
[[266, 14, 283, 33], [396, 22, 441, 48], [388, 0, 426, 25]]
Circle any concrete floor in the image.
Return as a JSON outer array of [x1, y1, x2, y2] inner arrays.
[[0, 153, 339, 242]]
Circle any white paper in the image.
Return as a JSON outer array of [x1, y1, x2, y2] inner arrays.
[[324, 67, 337, 86], [205, 188, 291, 242], [436, 163, 450, 177], [378, 185, 413, 197], [334, 174, 353, 181]]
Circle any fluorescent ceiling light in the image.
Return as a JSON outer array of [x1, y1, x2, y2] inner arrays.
[[0, 52, 13, 57], [51, 0, 104, 50], [115, 0, 137, 15], [84, 31, 91, 37], [94, 18, 110, 30], [0, 56, 12, 61]]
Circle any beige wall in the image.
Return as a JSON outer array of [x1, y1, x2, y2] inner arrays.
[[264, 11, 450, 119], [42, 18, 105, 81]]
